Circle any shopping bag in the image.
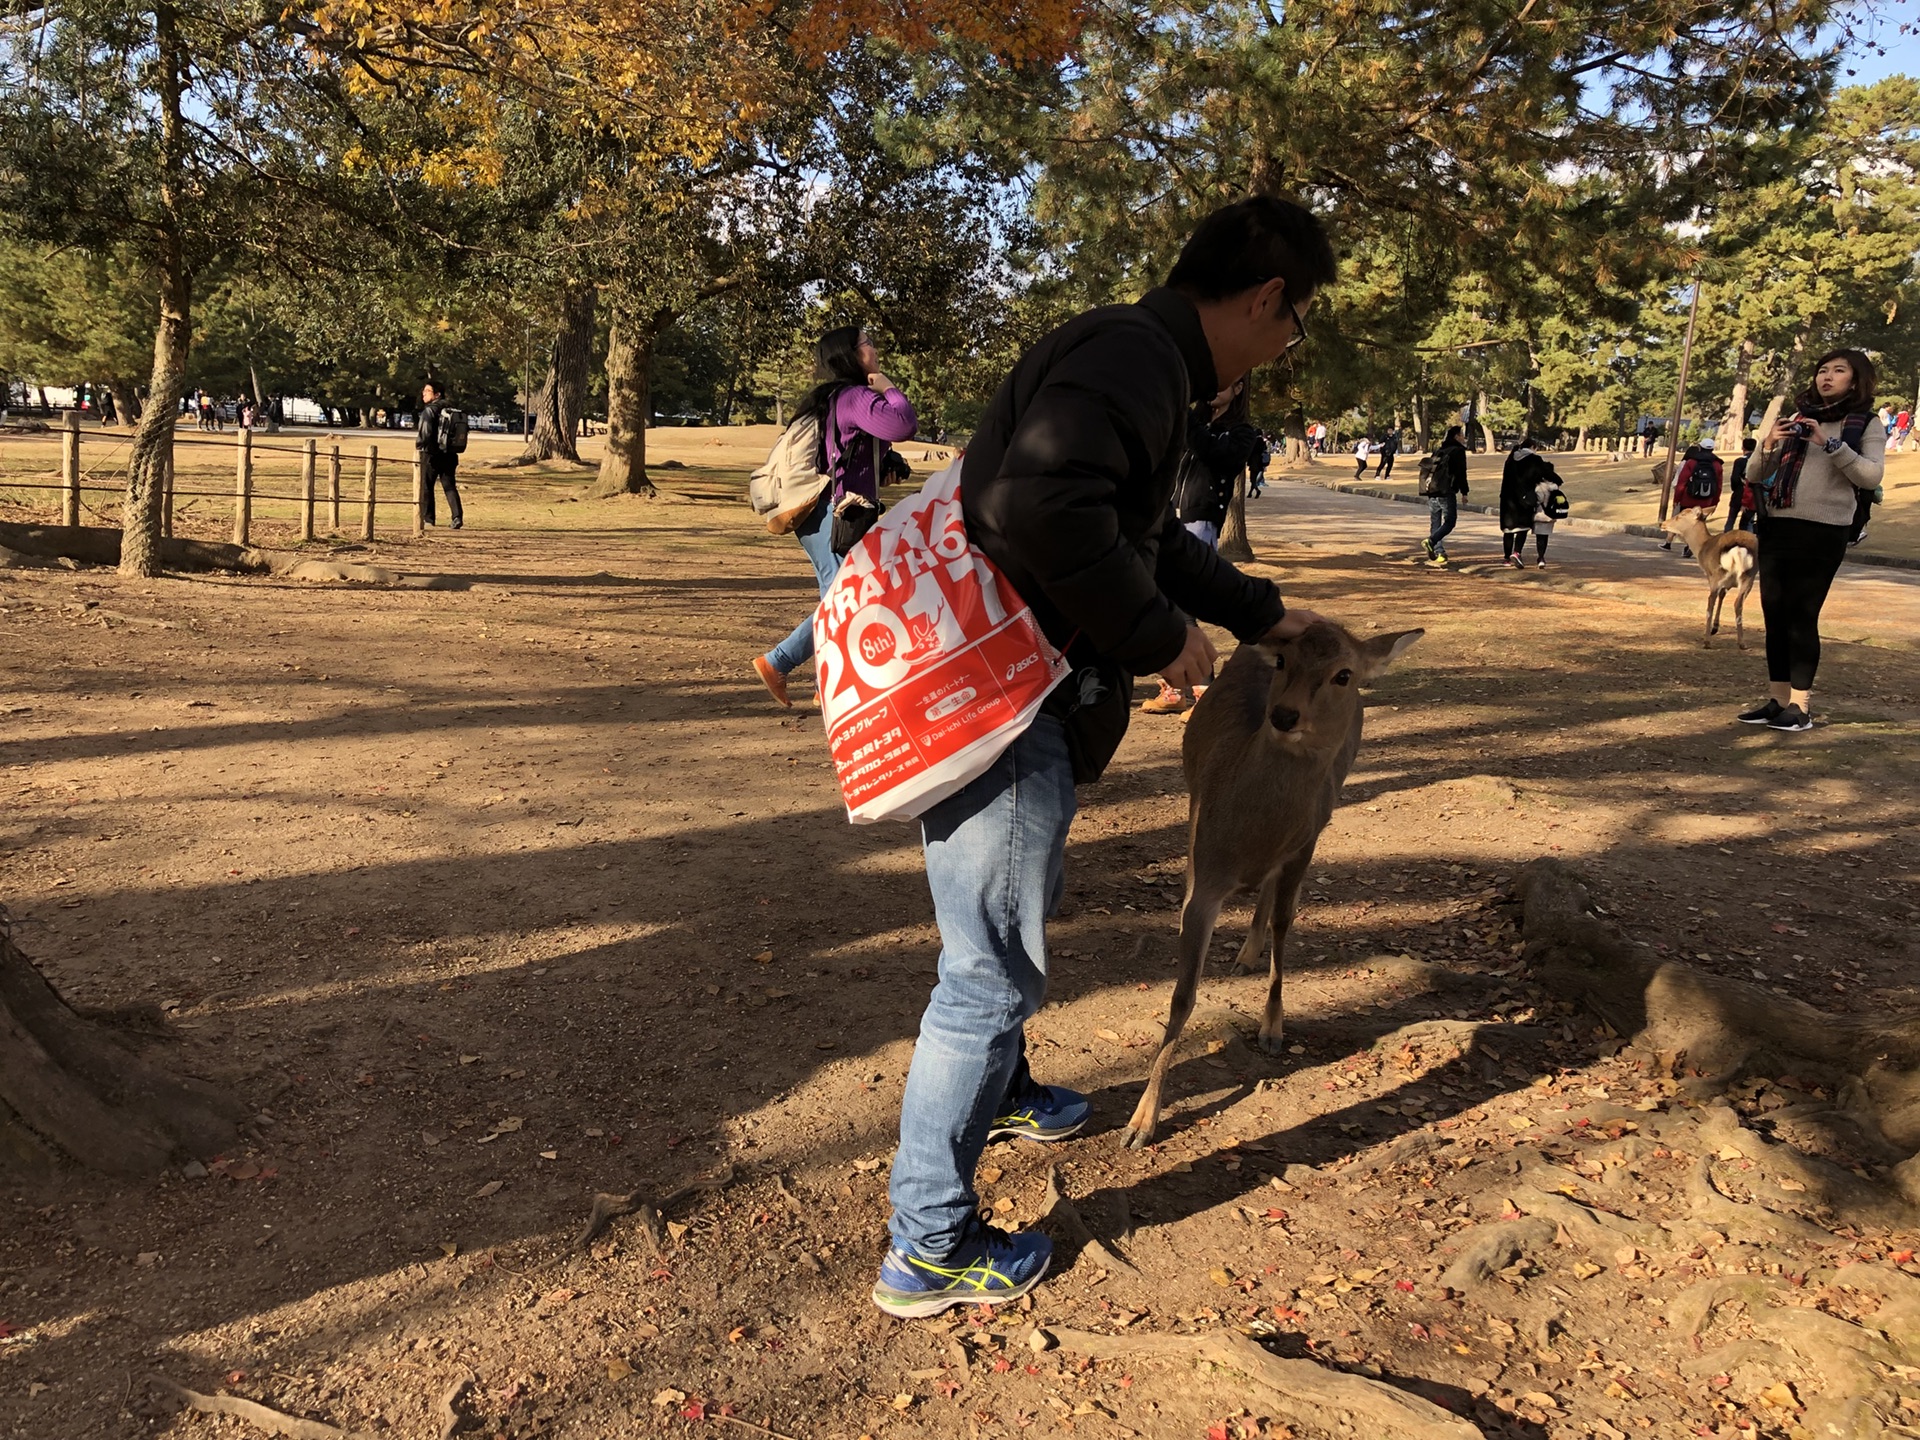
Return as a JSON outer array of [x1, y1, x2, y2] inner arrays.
[[814, 460, 1070, 823]]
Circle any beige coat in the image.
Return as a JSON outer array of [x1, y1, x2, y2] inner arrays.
[[1750, 419, 1885, 528]]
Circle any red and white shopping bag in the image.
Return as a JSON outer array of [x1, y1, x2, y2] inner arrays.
[[814, 460, 1070, 823]]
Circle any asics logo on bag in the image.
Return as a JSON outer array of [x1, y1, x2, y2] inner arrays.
[[1004, 654, 1039, 681]]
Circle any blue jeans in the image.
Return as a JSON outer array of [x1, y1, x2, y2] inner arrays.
[[764, 504, 840, 674], [1427, 494, 1458, 546], [1184, 518, 1221, 549], [888, 715, 1076, 1259]]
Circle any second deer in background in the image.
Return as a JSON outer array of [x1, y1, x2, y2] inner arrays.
[[1661, 508, 1758, 649]]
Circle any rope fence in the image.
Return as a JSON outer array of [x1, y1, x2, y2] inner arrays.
[[0, 413, 434, 544]]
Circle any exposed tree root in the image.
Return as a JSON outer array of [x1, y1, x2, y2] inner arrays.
[[575, 1163, 736, 1252], [436, 1372, 473, 1440], [148, 1376, 370, 1439], [1515, 858, 1920, 1222], [0, 519, 268, 574], [1, 908, 242, 1178], [1663, 1262, 1920, 1432], [1044, 1326, 1482, 1439], [1040, 1166, 1141, 1279]]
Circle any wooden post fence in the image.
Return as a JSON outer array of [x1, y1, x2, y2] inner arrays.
[[361, 445, 378, 541], [60, 411, 80, 527], [327, 445, 342, 531], [162, 446, 176, 538], [300, 437, 318, 542], [232, 428, 253, 546], [412, 454, 425, 537]]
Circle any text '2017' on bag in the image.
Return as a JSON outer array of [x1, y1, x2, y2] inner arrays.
[[814, 460, 1070, 824]]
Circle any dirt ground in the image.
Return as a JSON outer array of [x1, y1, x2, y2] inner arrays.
[[3, 452, 1920, 1440]]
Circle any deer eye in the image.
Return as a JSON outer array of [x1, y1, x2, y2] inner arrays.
[[1332, 669, 1353, 687], [1272, 654, 1285, 671]]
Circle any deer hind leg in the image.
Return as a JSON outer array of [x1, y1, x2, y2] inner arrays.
[[1734, 573, 1754, 650], [1258, 852, 1314, 1055], [1230, 878, 1278, 975], [1122, 880, 1229, 1150]]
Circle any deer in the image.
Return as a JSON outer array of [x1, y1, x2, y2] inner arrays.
[[1121, 620, 1423, 1149], [1661, 509, 1758, 649]]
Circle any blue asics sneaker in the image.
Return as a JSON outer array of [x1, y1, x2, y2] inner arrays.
[[872, 1224, 1052, 1318], [989, 1083, 1090, 1143]]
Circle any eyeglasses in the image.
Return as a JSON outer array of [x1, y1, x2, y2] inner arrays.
[[1283, 297, 1309, 352]]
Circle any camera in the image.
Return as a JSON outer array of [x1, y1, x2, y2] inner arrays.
[[1788, 420, 1815, 439]]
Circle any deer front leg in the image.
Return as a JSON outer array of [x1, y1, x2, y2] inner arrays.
[[1230, 878, 1278, 975], [1704, 586, 1719, 644], [1123, 884, 1226, 1150], [1259, 852, 1313, 1055]]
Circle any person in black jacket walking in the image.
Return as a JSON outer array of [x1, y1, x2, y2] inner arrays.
[[872, 197, 1335, 1322], [1500, 440, 1554, 567], [1374, 430, 1399, 477], [417, 380, 463, 529], [1421, 427, 1469, 565]]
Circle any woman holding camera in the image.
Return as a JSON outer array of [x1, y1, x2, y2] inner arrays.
[[1739, 349, 1886, 732]]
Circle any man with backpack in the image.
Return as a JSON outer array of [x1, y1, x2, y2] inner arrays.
[[1419, 425, 1470, 565], [417, 379, 466, 530], [1663, 437, 1721, 556], [870, 196, 1333, 1322]]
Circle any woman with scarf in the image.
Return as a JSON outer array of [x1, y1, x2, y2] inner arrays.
[[1738, 349, 1886, 733], [752, 326, 919, 708]]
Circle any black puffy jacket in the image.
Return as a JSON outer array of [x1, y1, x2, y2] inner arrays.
[[959, 288, 1283, 677]]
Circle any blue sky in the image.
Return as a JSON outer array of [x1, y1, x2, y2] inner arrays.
[[1836, 0, 1918, 83]]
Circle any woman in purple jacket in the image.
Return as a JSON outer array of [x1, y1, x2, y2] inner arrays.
[[753, 326, 919, 708]]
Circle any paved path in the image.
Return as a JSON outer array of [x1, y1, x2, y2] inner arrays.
[[1246, 478, 1920, 651]]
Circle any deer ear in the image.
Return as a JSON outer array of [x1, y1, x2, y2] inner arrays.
[[1354, 628, 1423, 682]]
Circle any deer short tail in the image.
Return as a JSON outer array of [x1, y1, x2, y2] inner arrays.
[[1722, 549, 1755, 580]]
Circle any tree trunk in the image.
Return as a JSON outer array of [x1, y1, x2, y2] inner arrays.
[[1218, 468, 1254, 562], [1718, 337, 1754, 454], [1475, 391, 1497, 452], [107, 380, 143, 426], [1755, 325, 1811, 447], [1282, 407, 1309, 465], [0, 910, 241, 1179], [592, 309, 659, 498], [1411, 396, 1429, 452], [520, 285, 596, 464], [119, 4, 190, 580]]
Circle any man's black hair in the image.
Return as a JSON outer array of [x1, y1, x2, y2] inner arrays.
[[423, 379, 443, 397], [1166, 196, 1338, 303]]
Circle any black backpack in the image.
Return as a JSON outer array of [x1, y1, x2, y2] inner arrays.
[[1543, 487, 1570, 520], [1684, 455, 1719, 499], [1416, 455, 1443, 497], [437, 406, 470, 455]]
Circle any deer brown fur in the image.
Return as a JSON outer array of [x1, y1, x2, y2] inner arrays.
[[1122, 621, 1423, 1148], [1662, 509, 1759, 649]]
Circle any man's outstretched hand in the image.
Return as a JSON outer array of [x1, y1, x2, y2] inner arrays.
[[1262, 608, 1325, 643], [1159, 624, 1219, 691]]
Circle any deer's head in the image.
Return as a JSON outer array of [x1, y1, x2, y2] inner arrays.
[[1254, 622, 1423, 753], [1662, 509, 1710, 544]]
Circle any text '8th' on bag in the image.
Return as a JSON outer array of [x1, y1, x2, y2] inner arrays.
[[813, 460, 1070, 823], [747, 411, 831, 534]]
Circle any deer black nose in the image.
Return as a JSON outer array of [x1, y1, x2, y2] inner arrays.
[[1270, 706, 1300, 732]]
